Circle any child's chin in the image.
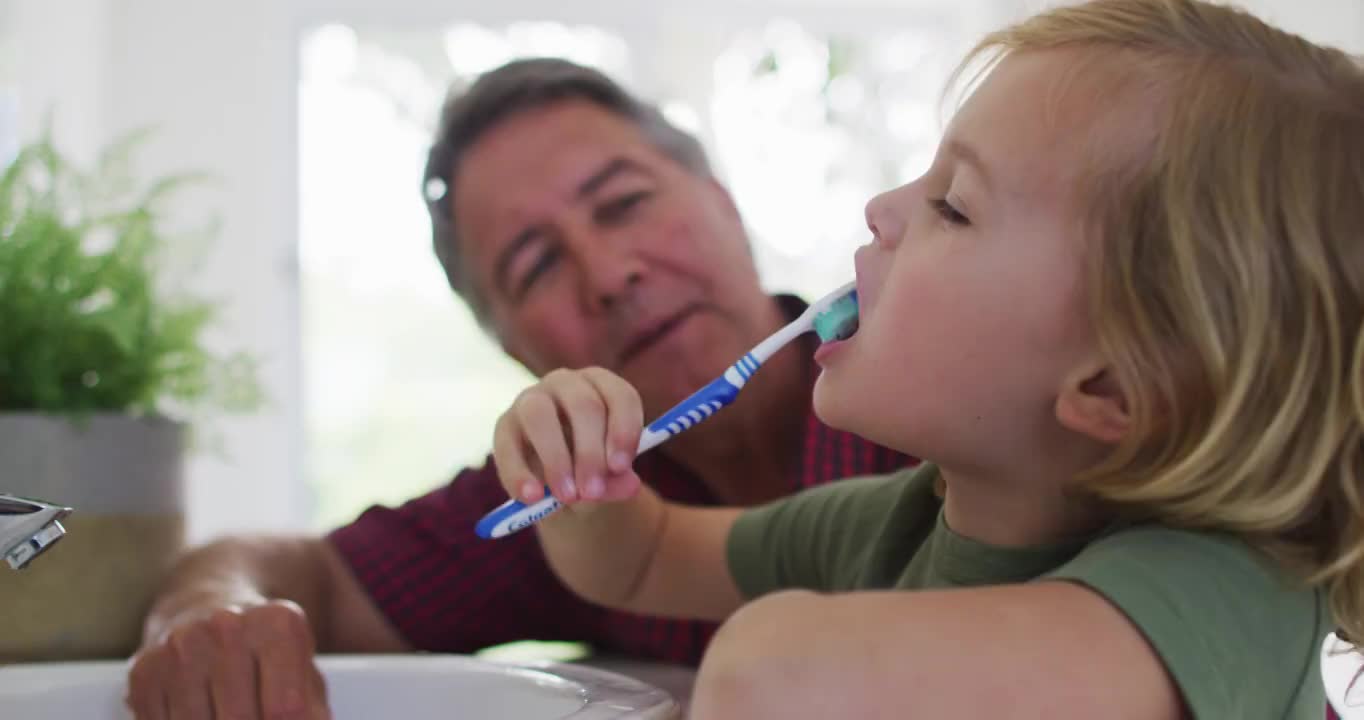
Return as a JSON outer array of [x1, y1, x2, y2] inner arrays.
[[811, 376, 852, 430]]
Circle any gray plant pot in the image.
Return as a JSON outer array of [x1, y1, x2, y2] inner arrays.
[[0, 413, 185, 661]]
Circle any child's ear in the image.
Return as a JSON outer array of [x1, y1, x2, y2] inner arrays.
[[1055, 359, 1130, 444]]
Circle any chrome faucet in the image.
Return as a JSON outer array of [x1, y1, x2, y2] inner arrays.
[[0, 494, 72, 570]]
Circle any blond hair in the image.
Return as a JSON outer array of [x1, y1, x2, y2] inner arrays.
[[959, 0, 1364, 640]]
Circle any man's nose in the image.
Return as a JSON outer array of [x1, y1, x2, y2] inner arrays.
[[579, 246, 646, 312]]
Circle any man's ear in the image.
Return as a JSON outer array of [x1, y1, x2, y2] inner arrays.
[[706, 177, 742, 221], [1055, 358, 1130, 444]]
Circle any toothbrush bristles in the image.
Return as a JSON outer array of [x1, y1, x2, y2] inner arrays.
[[812, 290, 860, 343]]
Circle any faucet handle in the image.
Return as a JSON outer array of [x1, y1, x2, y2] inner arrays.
[[0, 494, 74, 570]]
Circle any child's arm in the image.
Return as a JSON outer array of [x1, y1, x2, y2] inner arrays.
[[698, 525, 1323, 719], [692, 583, 1184, 720], [492, 368, 746, 621]]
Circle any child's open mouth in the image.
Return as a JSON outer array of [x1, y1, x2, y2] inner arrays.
[[814, 335, 851, 364]]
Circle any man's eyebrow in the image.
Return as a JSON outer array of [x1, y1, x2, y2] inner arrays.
[[493, 226, 544, 298], [577, 156, 649, 198], [944, 138, 993, 190]]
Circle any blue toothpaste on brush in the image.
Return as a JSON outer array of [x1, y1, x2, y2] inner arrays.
[[476, 281, 861, 539]]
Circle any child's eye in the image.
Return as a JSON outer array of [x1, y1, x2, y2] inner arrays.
[[928, 198, 971, 226]]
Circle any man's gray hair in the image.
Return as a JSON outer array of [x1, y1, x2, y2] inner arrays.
[[423, 57, 716, 319]]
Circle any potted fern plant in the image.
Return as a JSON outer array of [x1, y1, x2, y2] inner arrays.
[[0, 131, 261, 661]]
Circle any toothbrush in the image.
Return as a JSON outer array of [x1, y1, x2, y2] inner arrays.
[[475, 281, 861, 539]]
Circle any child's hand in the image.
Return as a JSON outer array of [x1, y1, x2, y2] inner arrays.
[[493, 367, 645, 508]]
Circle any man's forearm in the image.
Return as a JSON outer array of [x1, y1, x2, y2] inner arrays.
[[143, 536, 334, 647]]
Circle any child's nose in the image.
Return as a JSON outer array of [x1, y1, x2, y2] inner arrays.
[[864, 189, 905, 247]]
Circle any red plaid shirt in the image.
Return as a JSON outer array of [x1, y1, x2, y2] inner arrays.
[[328, 299, 915, 665]]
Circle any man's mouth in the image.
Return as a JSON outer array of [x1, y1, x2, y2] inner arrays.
[[618, 305, 703, 366]]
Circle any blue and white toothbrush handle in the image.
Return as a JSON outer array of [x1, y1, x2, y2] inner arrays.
[[474, 354, 762, 539]]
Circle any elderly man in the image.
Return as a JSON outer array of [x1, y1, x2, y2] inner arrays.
[[124, 58, 912, 718]]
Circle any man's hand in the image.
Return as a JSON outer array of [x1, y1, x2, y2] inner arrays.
[[126, 599, 330, 720]]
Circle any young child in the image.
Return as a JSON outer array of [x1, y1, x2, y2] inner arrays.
[[489, 0, 1363, 716]]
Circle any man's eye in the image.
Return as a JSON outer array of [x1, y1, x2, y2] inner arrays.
[[596, 191, 650, 224], [928, 197, 971, 226], [514, 246, 562, 297]]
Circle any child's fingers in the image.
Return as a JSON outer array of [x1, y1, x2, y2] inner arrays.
[[546, 371, 610, 501], [596, 470, 642, 502], [581, 367, 644, 475], [514, 387, 579, 503], [492, 413, 542, 503], [492, 367, 639, 508]]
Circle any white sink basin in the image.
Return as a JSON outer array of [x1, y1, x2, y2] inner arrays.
[[0, 654, 679, 719]]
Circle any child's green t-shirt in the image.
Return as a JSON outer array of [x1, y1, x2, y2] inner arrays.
[[726, 464, 1330, 719]]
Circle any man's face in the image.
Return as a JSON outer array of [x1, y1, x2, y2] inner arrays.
[[451, 99, 772, 417]]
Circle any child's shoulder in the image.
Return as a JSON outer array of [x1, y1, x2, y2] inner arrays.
[[1054, 522, 1317, 608], [1046, 524, 1329, 719], [727, 464, 943, 597], [740, 463, 939, 537], [1070, 523, 1283, 573], [766, 462, 942, 531]]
